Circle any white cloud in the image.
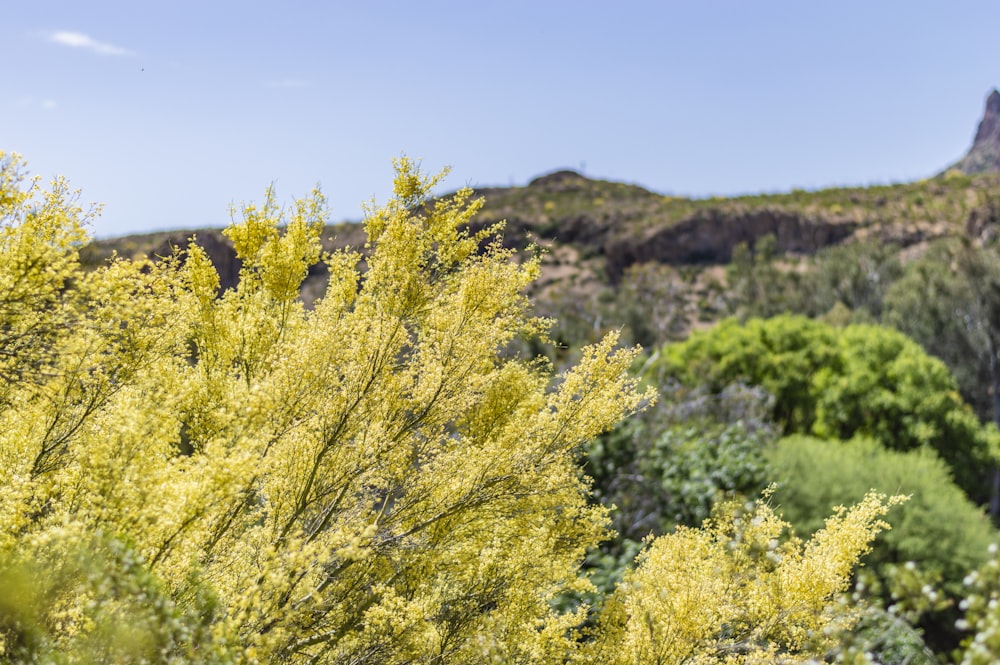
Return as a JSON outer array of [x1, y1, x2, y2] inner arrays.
[[48, 31, 132, 56], [14, 96, 57, 111]]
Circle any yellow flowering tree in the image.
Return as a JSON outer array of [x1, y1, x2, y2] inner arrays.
[[0, 151, 901, 664]]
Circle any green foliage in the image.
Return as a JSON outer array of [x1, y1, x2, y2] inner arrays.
[[588, 382, 775, 542], [657, 315, 839, 431], [612, 262, 691, 347], [884, 239, 1000, 428], [726, 237, 906, 324], [583, 383, 775, 604], [811, 325, 992, 486], [726, 234, 802, 319], [659, 315, 999, 501], [801, 241, 905, 321]]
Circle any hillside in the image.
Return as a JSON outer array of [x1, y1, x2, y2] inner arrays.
[[81, 166, 1000, 335], [81, 88, 1000, 350]]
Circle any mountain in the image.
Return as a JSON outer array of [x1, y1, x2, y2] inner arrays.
[[78, 88, 1000, 343], [81, 168, 1000, 295], [948, 89, 1000, 174], [79, 165, 1000, 348]]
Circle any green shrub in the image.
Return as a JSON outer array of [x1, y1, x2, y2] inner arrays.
[[658, 315, 998, 502], [768, 435, 995, 593], [767, 435, 997, 653], [588, 383, 775, 542], [656, 315, 838, 432], [584, 383, 776, 598]]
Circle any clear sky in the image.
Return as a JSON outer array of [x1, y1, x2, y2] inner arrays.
[[5, 1, 1000, 237]]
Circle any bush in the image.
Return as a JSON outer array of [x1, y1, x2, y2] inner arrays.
[[656, 315, 839, 432], [768, 435, 995, 595], [767, 435, 998, 653], [659, 315, 999, 502], [588, 382, 775, 542]]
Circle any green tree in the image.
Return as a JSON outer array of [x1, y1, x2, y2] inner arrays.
[[885, 239, 1000, 515], [659, 315, 999, 502], [725, 234, 802, 318], [884, 241, 998, 422], [613, 262, 692, 348], [656, 315, 844, 433], [798, 240, 904, 321]]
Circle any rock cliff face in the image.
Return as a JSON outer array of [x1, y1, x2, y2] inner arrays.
[[603, 209, 856, 282], [949, 89, 1000, 174]]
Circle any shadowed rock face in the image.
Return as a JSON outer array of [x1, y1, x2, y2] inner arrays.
[[604, 209, 856, 282], [949, 89, 1000, 174]]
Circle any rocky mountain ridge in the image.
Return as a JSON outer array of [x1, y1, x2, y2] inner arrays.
[[949, 89, 1000, 175], [81, 89, 1000, 313], [81, 168, 1000, 299]]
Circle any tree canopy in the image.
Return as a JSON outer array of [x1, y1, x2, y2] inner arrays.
[[657, 315, 1000, 502]]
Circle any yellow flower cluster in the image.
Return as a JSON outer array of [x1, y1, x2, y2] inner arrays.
[[590, 491, 905, 664]]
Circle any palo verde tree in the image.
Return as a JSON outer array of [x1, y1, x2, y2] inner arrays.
[[0, 152, 901, 664]]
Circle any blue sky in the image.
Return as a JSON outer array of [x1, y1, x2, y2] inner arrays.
[[5, 1, 1000, 237]]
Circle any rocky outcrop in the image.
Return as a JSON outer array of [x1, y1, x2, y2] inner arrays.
[[949, 89, 1000, 174], [604, 209, 856, 282]]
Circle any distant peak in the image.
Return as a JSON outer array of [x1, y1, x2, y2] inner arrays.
[[944, 88, 1000, 175], [984, 89, 1000, 121], [528, 170, 587, 188]]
